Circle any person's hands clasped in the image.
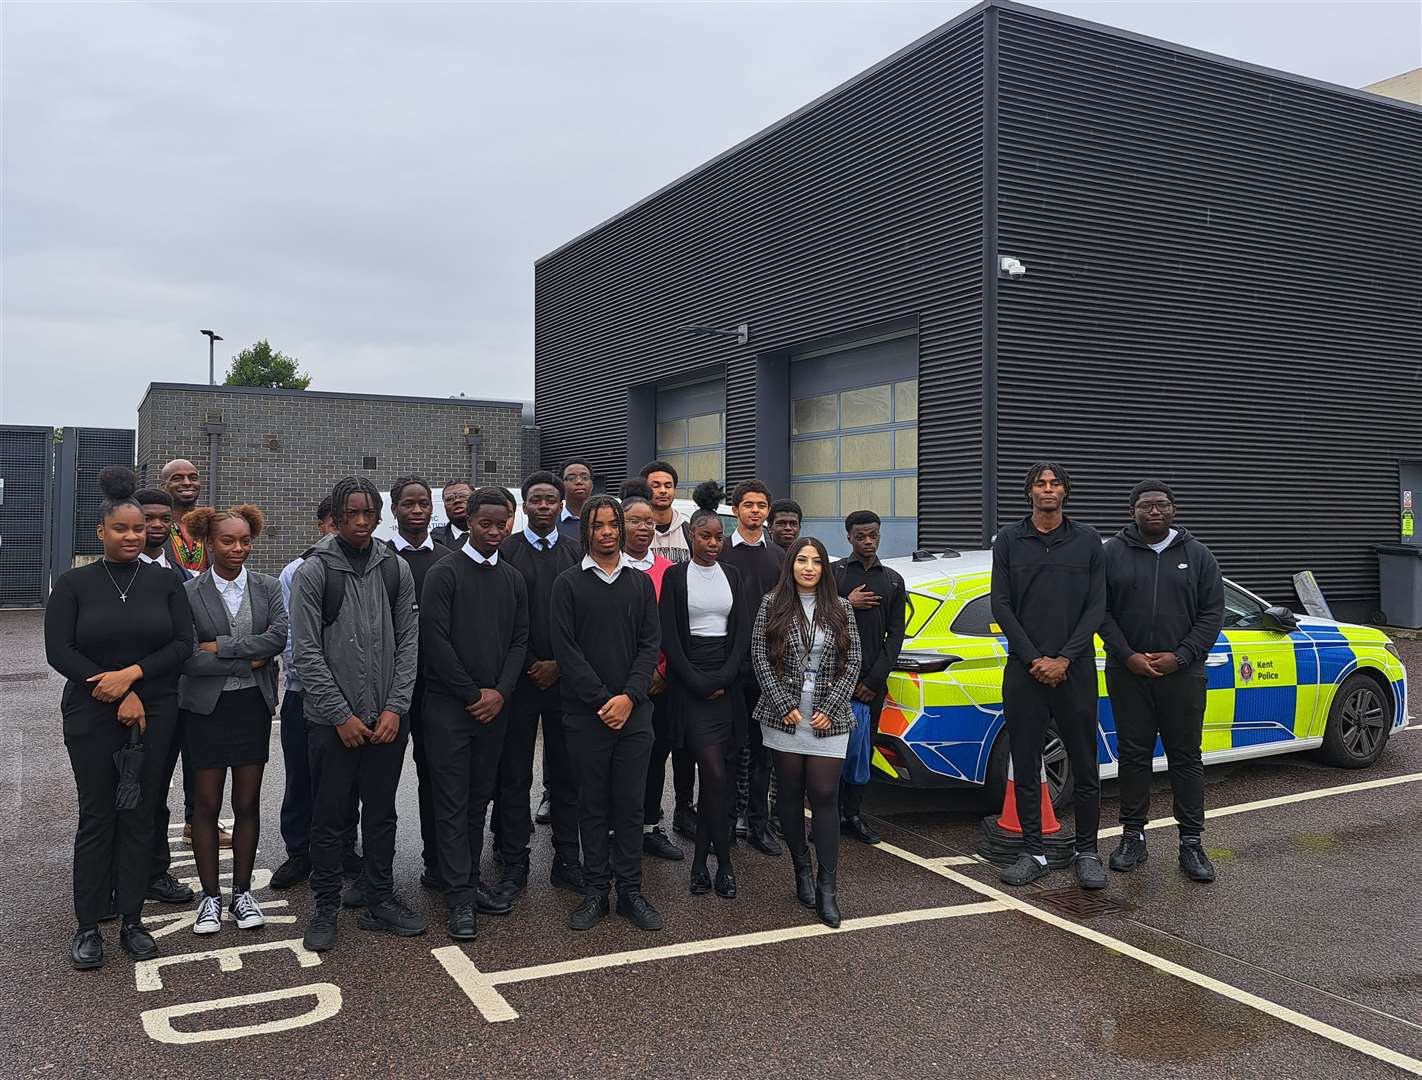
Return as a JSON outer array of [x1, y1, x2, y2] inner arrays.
[[88, 664, 141, 703], [469, 689, 504, 724], [1125, 652, 1159, 678], [117, 691, 146, 733], [336, 715, 371, 748], [1144, 652, 1180, 676], [783, 708, 803, 727], [1030, 656, 1069, 686], [810, 711, 832, 731], [370, 710, 402, 744], [598, 694, 634, 730]]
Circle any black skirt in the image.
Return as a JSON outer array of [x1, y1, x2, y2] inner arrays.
[[668, 635, 744, 752], [183, 686, 272, 769]]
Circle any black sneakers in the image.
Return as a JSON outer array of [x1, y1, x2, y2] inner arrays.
[[551, 856, 586, 894], [671, 806, 698, 839], [146, 874, 195, 904], [1073, 853, 1108, 890], [304, 905, 339, 952], [270, 855, 311, 890], [1109, 832, 1148, 872], [617, 891, 664, 931], [71, 927, 104, 970], [642, 827, 684, 861], [475, 886, 514, 916], [359, 896, 428, 936], [1179, 841, 1217, 883], [341, 875, 367, 909], [999, 853, 1050, 886], [569, 892, 610, 931], [446, 903, 477, 942]]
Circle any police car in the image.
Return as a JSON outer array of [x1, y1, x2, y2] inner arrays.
[[877, 551, 1410, 806]]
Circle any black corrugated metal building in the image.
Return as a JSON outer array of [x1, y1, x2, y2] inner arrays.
[[534, 0, 1422, 614]]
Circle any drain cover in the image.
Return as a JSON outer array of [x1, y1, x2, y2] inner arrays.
[[0, 671, 46, 683], [1031, 886, 1132, 919]]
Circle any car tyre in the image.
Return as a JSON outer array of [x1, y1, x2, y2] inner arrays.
[[983, 725, 1073, 812], [1320, 673, 1391, 769]]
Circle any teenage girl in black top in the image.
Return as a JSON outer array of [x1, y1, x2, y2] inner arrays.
[[44, 467, 194, 970]]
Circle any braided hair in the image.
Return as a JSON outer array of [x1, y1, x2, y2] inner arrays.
[[97, 465, 141, 521], [329, 476, 384, 522], [579, 494, 624, 554], [1023, 461, 1072, 501], [389, 475, 432, 505]]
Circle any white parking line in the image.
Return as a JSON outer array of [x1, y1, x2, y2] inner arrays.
[[876, 841, 1422, 1076], [433, 899, 1009, 1022], [1096, 770, 1422, 839]]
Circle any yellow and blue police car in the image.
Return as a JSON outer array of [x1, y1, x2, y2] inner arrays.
[[875, 551, 1410, 806]]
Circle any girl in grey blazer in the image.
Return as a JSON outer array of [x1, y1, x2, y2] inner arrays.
[[751, 536, 860, 929], [178, 505, 287, 936]]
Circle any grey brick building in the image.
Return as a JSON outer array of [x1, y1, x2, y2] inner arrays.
[[137, 384, 530, 573]]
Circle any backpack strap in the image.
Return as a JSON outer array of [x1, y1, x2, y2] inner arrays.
[[380, 552, 401, 617], [320, 548, 404, 629]]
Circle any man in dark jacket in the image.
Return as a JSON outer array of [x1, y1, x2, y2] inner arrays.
[[431, 480, 472, 551], [833, 510, 907, 846], [990, 462, 1107, 889], [1099, 480, 1224, 884]]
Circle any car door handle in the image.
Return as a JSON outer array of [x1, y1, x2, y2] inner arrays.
[[1206, 653, 1230, 667]]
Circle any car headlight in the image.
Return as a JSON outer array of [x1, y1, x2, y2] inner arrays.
[[894, 651, 961, 674]]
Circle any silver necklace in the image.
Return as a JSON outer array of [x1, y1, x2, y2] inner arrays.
[[102, 560, 141, 603]]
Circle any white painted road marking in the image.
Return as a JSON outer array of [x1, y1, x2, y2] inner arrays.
[[876, 840, 1422, 1077], [1095, 770, 1422, 839], [135, 937, 321, 992], [141, 983, 342, 1044], [433, 900, 1009, 1022]]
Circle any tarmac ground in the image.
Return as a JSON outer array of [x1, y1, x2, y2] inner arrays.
[[3, 609, 1419, 1079]]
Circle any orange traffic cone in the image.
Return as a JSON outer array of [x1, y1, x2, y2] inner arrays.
[[994, 757, 1063, 835]]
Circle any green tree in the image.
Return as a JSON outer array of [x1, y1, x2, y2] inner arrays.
[[223, 340, 312, 389]]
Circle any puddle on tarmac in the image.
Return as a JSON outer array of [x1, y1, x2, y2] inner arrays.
[[1095, 963, 1262, 1064]]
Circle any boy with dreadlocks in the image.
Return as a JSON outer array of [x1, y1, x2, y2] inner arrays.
[[552, 495, 664, 932], [291, 476, 423, 951]]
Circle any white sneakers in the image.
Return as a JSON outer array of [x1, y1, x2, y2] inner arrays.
[[192, 891, 266, 934], [193, 894, 222, 934]]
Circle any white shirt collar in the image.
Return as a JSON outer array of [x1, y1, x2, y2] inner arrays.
[[524, 525, 558, 549], [622, 549, 656, 572], [581, 553, 624, 584], [559, 506, 577, 521], [731, 529, 766, 547], [392, 532, 435, 552], [139, 550, 170, 568], [214, 565, 247, 591], [446, 522, 466, 540], [461, 541, 499, 566]]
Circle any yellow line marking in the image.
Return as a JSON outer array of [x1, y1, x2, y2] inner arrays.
[[433, 900, 1008, 1022], [877, 841, 1422, 1076]]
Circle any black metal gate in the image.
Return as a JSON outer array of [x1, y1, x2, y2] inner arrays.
[[0, 425, 55, 607], [51, 427, 136, 579]]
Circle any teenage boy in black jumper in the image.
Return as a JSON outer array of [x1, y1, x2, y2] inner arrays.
[[1100, 480, 1224, 884], [432, 480, 473, 551], [419, 491, 529, 940], [387, 475, 452, 889], [494, 471, 584, 900], [769, 499, 803, 549], [990, 462, 1107, 890], [717, 479, 784, 856], [557, 460, 594, 544], [293, 478, 423, 951], [552, 496, 664, 932], [833, 510, 907, 846]]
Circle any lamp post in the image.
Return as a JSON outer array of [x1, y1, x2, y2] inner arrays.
[[200, 330, 224, 385]]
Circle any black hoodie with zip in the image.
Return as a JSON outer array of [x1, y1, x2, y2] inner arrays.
[[1098, 524, 1225, 674]]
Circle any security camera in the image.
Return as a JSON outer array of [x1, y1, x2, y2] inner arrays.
[[998, 255, 1027, 279]]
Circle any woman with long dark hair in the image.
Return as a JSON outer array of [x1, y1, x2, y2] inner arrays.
[[659, 490, 749, 897], [751, 537, 861, 927], [178, 505, 287, 935], [45, 466, 194, 969]]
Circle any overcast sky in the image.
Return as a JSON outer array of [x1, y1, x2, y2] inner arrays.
[[3, 1, 1417, 429]]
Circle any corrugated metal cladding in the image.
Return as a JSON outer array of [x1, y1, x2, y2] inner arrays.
[[992, 8, 1422, 604], [535, 16, 986, 547], [71, 428, 137, 561], [0, 426, 52, 607]]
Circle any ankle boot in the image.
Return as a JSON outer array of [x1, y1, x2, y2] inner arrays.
[[791, 849, 815, 909], [815, 865, 841, 929]]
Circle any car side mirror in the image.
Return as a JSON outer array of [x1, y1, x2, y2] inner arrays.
[[1261, 606, 1298, 633]]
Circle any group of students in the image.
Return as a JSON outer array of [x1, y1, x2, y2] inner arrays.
[[45, 455, 907, 969]]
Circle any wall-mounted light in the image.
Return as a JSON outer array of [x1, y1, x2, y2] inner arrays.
[[678, 322, 750, 346]]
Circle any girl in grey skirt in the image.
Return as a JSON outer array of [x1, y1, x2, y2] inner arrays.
[[751, 537, 861, 927]]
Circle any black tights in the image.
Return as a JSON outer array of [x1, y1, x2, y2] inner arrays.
[[772, 751, 840, 874], [692, 741, 734, 870], [192, 763, 264, 897]]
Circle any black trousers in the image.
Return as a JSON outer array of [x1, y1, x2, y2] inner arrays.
[[499, 680, 579, 867], [839, 689, 886, 819], [567, 705, 653, 896], [407, 679, 440, 875], [1002, 657, 1101, 855], [423, 690, 507, 907], [1107, 668, 1207, 839], [307, 719, 407, 908], [643, 690, 695, 826], [64, 690, 177, 926], [733, 680, 772, 828], [148, 709, 189, 882], [278, 690, 358, 865]]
